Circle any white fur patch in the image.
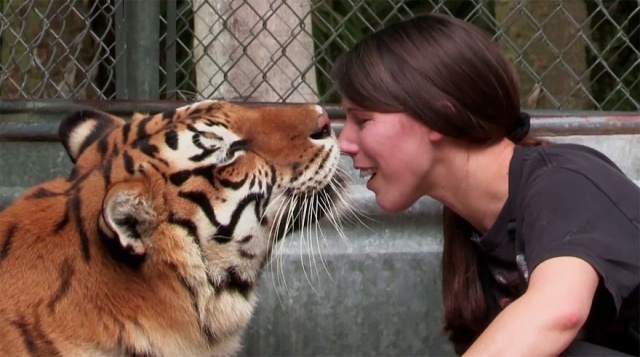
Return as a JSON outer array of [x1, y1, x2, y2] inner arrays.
[[163, 124, 242, 170], [188, 99, 218, 109], [67, 119, 97, 159]]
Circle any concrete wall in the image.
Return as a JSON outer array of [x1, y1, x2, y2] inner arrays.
[[0, 109, 638, 356]]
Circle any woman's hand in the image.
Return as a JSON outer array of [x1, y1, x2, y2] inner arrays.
[[463, 256, 600, 357]]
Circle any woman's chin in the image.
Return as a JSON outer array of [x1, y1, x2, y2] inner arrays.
[[375, 195, 412, 214]]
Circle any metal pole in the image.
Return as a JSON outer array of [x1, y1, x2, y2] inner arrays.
[[114, 0, 127, 99], [124, 0, 160, 100], [166, 0, 177, 100]]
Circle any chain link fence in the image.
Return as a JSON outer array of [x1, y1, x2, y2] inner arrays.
[[1, 0, 638, 111]]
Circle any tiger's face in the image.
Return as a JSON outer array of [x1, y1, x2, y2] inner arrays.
[[0, 100, 345, 357], [61, 99, 344, 282]]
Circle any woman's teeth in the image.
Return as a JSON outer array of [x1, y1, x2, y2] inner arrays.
[[359, 168, 376, 178]]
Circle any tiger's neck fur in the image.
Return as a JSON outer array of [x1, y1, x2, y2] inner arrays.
[[0, 157, 263, 356]]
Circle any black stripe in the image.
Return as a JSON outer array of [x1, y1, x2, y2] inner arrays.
[[147, 161, 162, 175], [47, 258, 74, 312], [162, 108, 176, 120], [228, 140, 249, 157], [178, 191, 222, 227], [135, 116, 153, 140], [178, 276, 199, 310], [239, 235, 253, 244], [218, 266, 253, 298], [97, 135, 109, 159], [31, 313, 62, 357], [9, 311, 61, 357], [169, 170, 191, 186], [67, 169, 93, 193], [76, 123, 113, 161], [168, 213, 199, 243], [268, 164, 277, 186], [313, 148, 332, 176], [186, 124, 202, 134], [132, 116, 160, 158], [177, 275, 216, 344], [191, 133, 207, 150], [11, 314, 62, 357], [11, 317, 39, 356], [123, 151, 135, 175], [165, 129, 179, 150], [189, 148, 219, 162], [27, 188, 64, 199], [169, 165, 216, 187], [122, 122, 132, 144], [218, 174, 248, 190], [71, 194, 91, 261], [0, 224, 16, 263], [188, 107, 203, 117], [68, 167, 81, 181], [101, 158, 113, 188], [136, 137, 159, 158], [55, 201, 71, 233], [214, 193, 264, 244]]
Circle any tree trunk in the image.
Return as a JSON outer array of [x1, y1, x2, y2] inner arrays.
[[0, 0, 98, 99], [192, 0, 317, 102], [494, 0, 591, 110]]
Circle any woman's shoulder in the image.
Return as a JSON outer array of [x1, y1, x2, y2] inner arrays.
[[517, 143, 639, 218], [522, 143, 623, 174], [517, 143, 637, 191]]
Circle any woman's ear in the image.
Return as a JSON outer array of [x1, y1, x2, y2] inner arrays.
[[427, 128, 445, 142]]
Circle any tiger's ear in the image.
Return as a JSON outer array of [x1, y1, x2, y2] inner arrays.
[[59, 108, 126, 163], [99, 181, 157, 261]]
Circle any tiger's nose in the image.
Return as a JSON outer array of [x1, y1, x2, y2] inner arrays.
[[310, 105, 331, 140]]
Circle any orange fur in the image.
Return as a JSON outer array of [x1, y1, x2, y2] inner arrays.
[[0, 101, 344, 357]]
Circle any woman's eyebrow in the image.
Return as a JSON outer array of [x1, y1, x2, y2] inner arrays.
[[346, 107, 368, 114]]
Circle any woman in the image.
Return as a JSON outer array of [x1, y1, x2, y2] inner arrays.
[[333, 13, 639, 356]]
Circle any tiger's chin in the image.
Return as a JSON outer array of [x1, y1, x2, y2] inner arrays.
[[270, 176, 347, 242]]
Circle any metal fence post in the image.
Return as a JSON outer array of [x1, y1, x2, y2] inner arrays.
[[116, 0, 161, 100]]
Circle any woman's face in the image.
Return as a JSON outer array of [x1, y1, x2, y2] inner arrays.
[[338, 97, 440, 213]]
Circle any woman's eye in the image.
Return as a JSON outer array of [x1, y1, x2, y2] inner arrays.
[[354, 117, 369, 127]]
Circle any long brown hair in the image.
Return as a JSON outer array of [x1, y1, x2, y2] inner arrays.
[[331, 13, 545, 351]]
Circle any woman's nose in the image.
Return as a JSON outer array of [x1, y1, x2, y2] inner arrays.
[[338, 121, 358, 156]]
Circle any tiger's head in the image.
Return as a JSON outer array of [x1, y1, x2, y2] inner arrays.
[[0, 100, 345, 356], [59, 100, 343, 267]]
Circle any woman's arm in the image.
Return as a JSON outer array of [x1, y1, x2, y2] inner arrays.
[[463, 256, 599, 357]]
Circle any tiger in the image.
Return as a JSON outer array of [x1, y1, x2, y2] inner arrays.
[[0, 100, 346, 357]]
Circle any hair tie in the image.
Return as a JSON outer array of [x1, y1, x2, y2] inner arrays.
[[507, 112, 531, 142]]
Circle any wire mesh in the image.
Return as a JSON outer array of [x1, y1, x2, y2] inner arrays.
[[0, 0, 638, 111]]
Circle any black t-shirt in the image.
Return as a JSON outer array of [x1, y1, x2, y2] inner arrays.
[[473, 143, 639, 352]]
